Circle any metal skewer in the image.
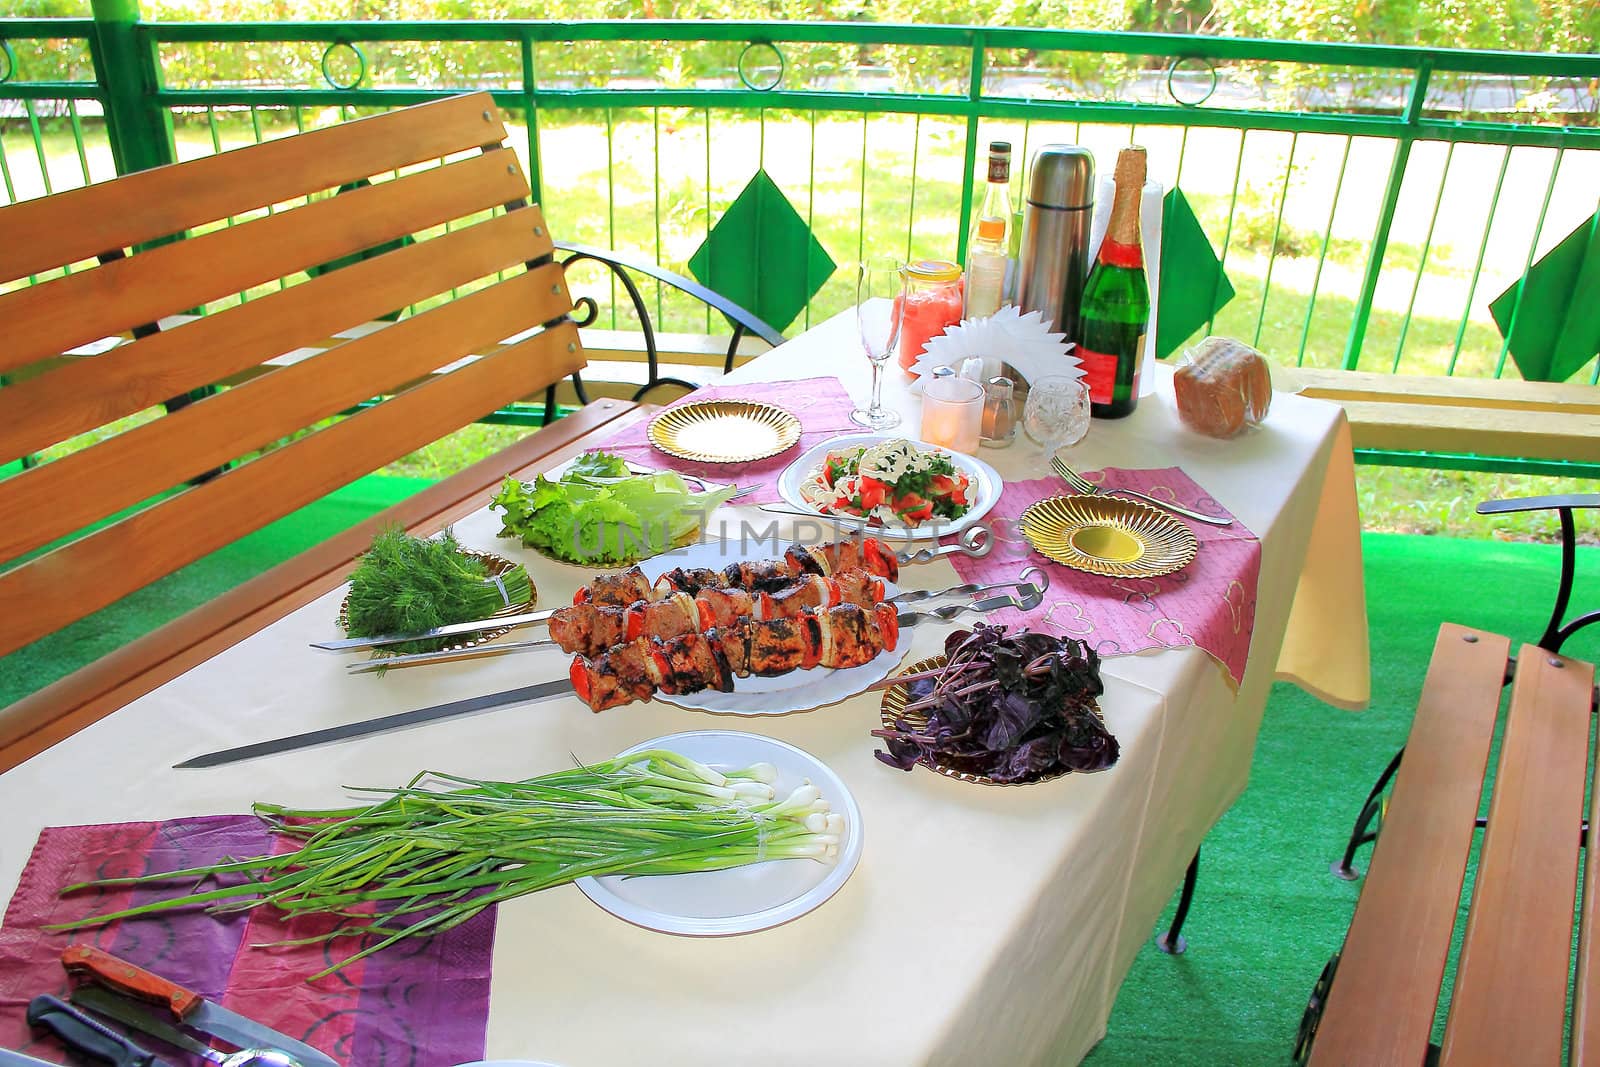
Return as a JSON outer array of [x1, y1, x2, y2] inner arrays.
[[314, 526, 996, 654], [179, 581, 1047, 768], [311, 607, 559, 652], [344, 568, 1045, 674]]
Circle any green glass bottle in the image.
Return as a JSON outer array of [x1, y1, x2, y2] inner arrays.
[[1078, 146, 1150, 419]]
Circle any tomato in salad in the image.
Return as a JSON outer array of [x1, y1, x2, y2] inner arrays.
[[798, 438, 974, 529]]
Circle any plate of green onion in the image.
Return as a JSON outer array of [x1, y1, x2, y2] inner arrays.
[[575, 730, 862, 936]]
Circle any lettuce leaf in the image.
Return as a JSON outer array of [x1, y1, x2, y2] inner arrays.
[[567, 450, 630, 480], [490, 454, 736, 565]]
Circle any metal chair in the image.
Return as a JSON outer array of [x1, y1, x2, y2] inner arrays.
[[544, 243, 786, 424]]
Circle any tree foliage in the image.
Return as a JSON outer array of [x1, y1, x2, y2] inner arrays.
[[5, 0, 1595, 118]]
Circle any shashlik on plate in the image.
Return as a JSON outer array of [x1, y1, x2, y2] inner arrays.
[[571, 602, 901, 711], [547, 570, 888, 657], [577, 536, 900, 607]]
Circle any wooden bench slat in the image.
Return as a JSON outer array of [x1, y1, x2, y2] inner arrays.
[[1309, 623, 1509, 1067], [1574, 697, 1600, 1066], [1439, 645, 1597, 1067], [0, 264, 572, 564], [1337, 400, 1600, 464], [1277, 367, 1600, 416], [0, 320, 584, 659], [0, 210, 550, 463], [0, 399, 646, 774], [0, 150, 531, 375], [0, 93, 507, 285]]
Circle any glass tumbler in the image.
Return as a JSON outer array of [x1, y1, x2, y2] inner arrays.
[[1022, 374, 1091, 458]]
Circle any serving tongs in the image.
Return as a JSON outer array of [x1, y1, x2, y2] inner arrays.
[[312, 525, 997, 654], [343, 566, 1048, 675]]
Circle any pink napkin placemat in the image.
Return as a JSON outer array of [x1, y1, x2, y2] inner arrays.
[[0, 815, 495, 1067], [952, 467, 1260, 684], [587, 377, 859, 504]]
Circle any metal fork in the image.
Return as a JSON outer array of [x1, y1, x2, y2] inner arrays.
[[1049, 456, 1232, 527]]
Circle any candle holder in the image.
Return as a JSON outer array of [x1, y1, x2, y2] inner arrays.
[[920, 375, 985, 455]]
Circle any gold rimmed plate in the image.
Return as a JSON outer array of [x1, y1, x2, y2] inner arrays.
[[879, 656, 1074, 787], [338, 550, 535, 655], [1019, 494, 1198, 579], [647, 400, 802, 464]]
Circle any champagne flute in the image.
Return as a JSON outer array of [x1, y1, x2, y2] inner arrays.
[[850, 258, 904, 430]]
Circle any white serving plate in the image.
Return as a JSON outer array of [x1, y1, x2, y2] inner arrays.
[[776, 433, 1003, 542], [636, 537, 905, 715], [574, 731, 863, 936]]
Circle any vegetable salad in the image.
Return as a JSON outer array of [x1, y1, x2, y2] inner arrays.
[[798, 438, 973, 528]]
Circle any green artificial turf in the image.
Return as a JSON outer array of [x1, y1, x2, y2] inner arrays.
[[1086, 530, 1600, 1066], [0, 473, 435, 708], [7, 496, 1599, 1062]]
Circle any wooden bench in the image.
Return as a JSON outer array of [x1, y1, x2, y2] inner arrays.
[[0, 92, 645, 772], [1275, 366, 1600, 473], [1299, 621, 1599, 1065]]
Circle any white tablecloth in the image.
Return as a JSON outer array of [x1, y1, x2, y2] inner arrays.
[[0, 309, 1368, 1066]]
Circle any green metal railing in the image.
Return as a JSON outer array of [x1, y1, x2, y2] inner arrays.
[[2, 13, 1598, 471]]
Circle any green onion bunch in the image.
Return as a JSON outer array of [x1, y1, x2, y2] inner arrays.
[[344, 526, 535, 656], [53, 751, 844, 978]]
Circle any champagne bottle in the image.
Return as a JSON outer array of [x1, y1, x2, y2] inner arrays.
[[1078, 146, 1150, 419]]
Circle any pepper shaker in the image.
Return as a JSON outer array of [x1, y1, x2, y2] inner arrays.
[[980, 376, 1017, 448]]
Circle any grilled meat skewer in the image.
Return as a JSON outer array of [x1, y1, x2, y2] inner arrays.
[[575, 537, 900, 606], [548, 570, 889, 657], [570, 602, 899, 711]]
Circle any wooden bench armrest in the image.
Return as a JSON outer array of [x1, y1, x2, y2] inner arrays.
[[0, 399, 648, 774]]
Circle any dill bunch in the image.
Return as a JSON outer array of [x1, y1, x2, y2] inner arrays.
[[344, 527, 535, 656]]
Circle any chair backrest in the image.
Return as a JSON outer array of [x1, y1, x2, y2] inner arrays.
[[0, 92, 585, 659]]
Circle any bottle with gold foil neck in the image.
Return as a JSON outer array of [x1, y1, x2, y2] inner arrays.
[[1078, 146, 1150, 419]]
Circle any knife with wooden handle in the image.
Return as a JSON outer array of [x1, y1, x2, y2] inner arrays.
[[61, 947, 338, 1067]]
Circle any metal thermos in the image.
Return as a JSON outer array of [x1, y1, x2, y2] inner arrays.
[[1017, 145, 1096, 343]]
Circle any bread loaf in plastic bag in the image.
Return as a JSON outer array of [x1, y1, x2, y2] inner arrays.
[[1173, 336, 1272, 438]]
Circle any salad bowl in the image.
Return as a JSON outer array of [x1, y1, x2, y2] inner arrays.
[[775, 433, 1003, 542]]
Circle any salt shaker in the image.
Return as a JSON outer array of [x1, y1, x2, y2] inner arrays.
[[980, 376, 1017, 448]]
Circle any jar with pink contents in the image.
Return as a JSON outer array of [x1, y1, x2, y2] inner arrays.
[[894, 260, 964, 372]]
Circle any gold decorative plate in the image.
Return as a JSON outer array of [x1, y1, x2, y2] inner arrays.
[[339, 550, 535, 655], [647, 400, 802, 464], [879, 655, 1074, 787], [1019, 494, 1198, 578]]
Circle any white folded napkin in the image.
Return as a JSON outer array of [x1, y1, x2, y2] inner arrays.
[[910, 305, 1079, 391]]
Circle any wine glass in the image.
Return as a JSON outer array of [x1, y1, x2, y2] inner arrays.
[[850, 259, 904, 431], [1023, 374, 1091, 460]]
